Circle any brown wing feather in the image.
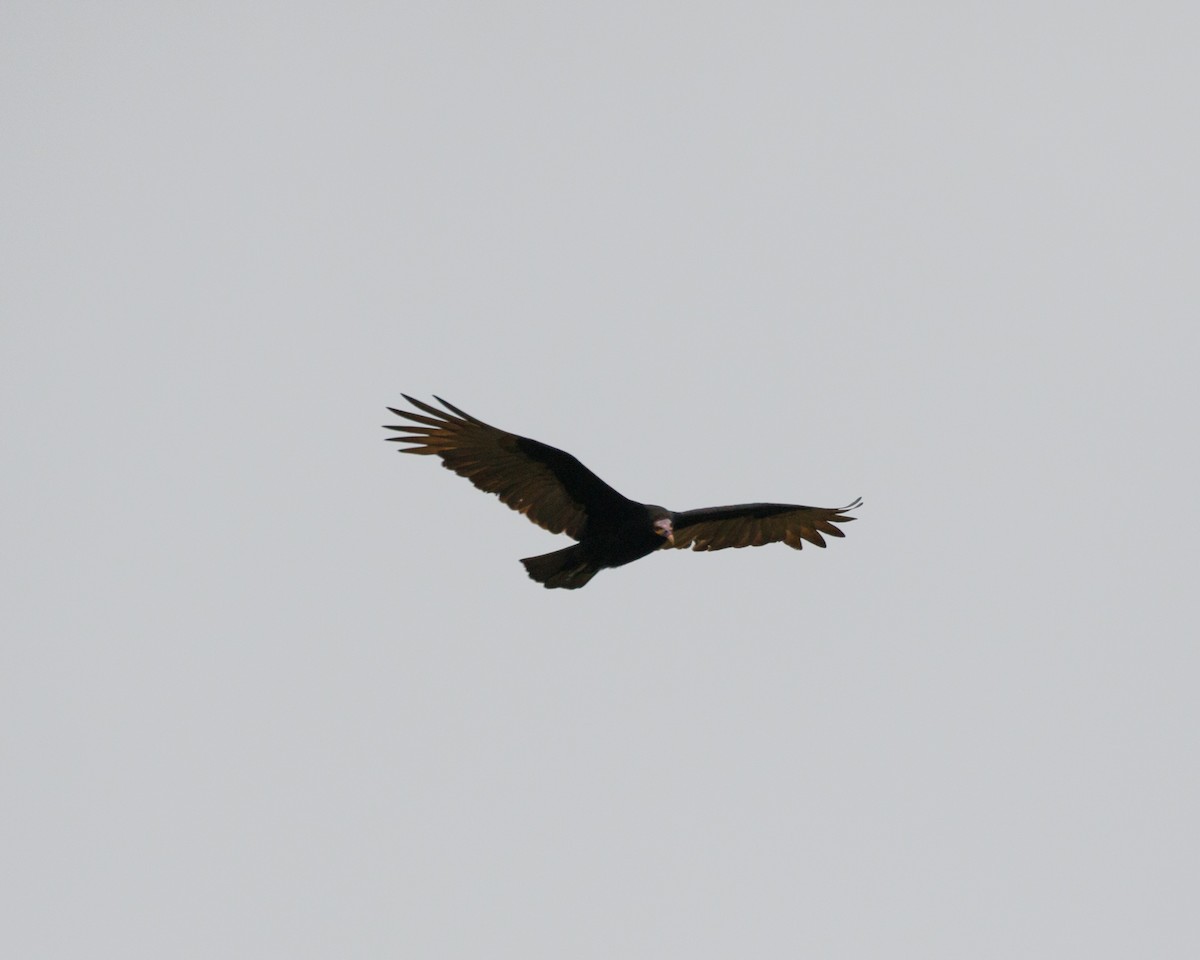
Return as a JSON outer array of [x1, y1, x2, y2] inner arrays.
[[384, 396, 631, 540], [671, 498, 862, 552]]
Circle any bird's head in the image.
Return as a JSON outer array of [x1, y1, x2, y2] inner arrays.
[[649, 508, 675, 546]]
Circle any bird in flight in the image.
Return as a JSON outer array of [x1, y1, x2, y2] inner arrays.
[[385, 396, 862, 589]]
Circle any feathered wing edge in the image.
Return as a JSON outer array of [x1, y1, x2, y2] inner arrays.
[[384, 395, 625, 540], [670, 497, 863, 552]]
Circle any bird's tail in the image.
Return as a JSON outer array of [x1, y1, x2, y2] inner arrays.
[[520, 545, 600, 590]]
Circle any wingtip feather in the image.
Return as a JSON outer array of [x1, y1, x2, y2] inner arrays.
[[432, 395, 479, 423]]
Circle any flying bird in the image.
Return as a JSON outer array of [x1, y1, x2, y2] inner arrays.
[[385, 396, 862, 589]]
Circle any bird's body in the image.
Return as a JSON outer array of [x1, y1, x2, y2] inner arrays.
[[520, 505, 671, 589], [385, 396, 861, 589]]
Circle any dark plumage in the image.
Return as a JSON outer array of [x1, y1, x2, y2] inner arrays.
[[385, 396, 862, 589]]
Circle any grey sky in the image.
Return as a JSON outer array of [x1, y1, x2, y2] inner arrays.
[[4, 2, 1198, 957]]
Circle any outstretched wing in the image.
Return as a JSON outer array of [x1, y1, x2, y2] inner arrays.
[[384, 396, 634, 540], [670, 498, 862, 551]]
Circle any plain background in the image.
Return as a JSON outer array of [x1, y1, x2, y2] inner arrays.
[[4, 2, 1198, 957]]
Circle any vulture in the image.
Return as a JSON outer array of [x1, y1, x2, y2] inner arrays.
[[385, 396, 862, 590]]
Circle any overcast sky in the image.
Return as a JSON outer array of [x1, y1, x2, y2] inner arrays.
[[4, 2, 1198, 957]]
